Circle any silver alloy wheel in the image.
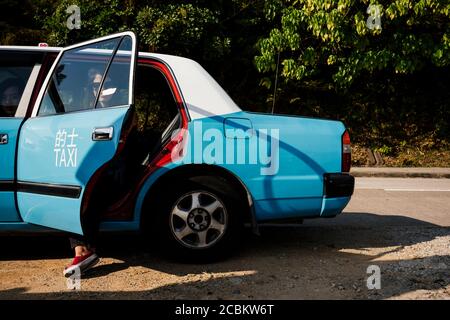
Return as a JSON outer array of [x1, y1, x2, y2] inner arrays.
[[169, 190, 228, 249]]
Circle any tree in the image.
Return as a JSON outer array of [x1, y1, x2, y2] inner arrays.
[[36, 0, 135, 45], [254, 0, 450, 149], [255, 0, 450, 89], [0, 0, 47, 44]]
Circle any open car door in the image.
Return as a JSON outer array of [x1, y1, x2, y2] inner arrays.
[[16, 32, 137, 234]]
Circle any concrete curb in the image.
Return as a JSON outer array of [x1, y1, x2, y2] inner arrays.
[[350, 167, 450, 178]]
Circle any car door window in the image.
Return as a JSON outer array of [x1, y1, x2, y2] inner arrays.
[[38, 36, 132, 116], [94, 36, 132, 109]]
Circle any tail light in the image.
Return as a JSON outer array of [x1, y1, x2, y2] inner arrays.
[[342, 130, 351, 172]]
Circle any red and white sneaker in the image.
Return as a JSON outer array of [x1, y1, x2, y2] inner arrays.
[[63, 251, 99, 277]]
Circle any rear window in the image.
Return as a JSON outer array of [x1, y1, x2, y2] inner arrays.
[[0, 51, 42, 117]]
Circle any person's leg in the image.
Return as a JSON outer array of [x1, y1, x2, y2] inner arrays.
[[64, 233, 100, 277], [65, 162, 114, 276], [69, 236, 94, 256], [64, 197, 102, 276], [79, 199, 101, 251]]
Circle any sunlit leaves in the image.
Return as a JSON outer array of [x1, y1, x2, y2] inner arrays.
[[255, 0, 450, 90]]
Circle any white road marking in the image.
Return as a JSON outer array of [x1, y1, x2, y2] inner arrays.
[[355, 177, 450, 192], [356, 187, 450, 192], [383, 189, 450, 192]]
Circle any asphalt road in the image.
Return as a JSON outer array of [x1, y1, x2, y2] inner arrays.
[[349, 177, 450, 227], [0, 177, 448, 299]]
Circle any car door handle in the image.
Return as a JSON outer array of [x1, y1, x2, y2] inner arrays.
[[92, 127, 113, 141], [0, 134, 8, 145]]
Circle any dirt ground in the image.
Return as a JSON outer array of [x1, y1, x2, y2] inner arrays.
[[0, 188, 449, 300]]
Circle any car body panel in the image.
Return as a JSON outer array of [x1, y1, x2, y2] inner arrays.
[[0, 192, 19, 222], [13, 32, 137, 234], [17, 106, 130, 234], [132, 110, 348, 223], [0, 118, 23, 182], [0, 50, 58, 222], [173, 111, 345, 220], [0, 118, 22, 221], [320, 196, 352, 217]]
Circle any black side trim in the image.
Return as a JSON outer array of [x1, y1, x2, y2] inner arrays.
[[324, 173, 355, 198], [17, 181, 81, 199], [0, 180, 15, 192]]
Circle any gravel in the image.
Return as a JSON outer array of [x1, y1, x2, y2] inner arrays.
[[0, 219, 448, 300]]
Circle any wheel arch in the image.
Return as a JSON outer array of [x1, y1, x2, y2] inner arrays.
[[138, 164, 258, 233]]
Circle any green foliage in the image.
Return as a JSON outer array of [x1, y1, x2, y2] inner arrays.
[[374, 145, 392, 155], [31, 1, 232, 61], [1, 0, 449, 160], [36, 0, 134, 46], [136, 4, 222, 56], [0, 0, 47, 45], [255, 0, 450, 89]]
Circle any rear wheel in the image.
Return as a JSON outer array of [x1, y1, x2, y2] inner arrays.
[[146, 176, 245, 262], [170, 190, 228, 249]]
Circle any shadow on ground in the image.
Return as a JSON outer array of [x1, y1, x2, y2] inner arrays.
[[0, 212, 448, 299]]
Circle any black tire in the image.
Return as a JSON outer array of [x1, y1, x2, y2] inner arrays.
[[144, 175, 245, 262]]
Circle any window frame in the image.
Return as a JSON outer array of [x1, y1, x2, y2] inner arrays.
[[30, 32, 137, 118]]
